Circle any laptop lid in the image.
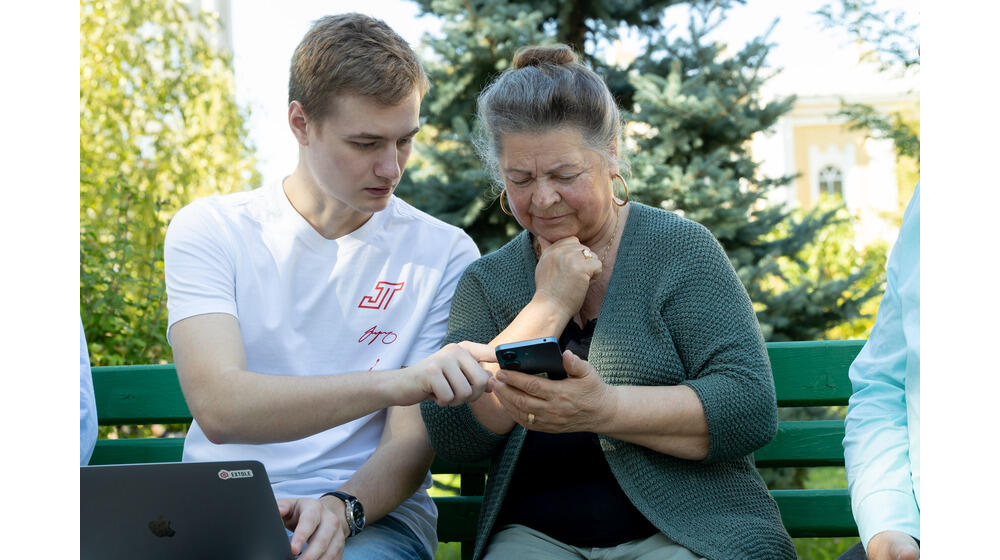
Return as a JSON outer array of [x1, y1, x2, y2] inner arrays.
[[81, 460, 293, 560]]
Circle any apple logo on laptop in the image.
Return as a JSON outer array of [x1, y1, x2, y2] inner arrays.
[[149, 515, 176, 538]]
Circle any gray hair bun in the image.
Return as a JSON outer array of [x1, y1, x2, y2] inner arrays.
[[511, 45, 577, 69]]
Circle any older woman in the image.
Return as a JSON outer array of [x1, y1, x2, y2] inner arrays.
[[420, 45, 794, 560]]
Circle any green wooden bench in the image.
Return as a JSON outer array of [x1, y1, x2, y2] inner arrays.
[[89, 339, 862, 558]]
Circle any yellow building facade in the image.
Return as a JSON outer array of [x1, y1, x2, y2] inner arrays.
[[753, 92, 919, 247]]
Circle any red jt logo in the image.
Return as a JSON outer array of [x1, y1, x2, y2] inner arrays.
[[358, 281, 405, 310]]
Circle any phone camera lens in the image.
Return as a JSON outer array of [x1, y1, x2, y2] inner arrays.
[[507, 361, 520, 370], [500, 351, 517, 361]]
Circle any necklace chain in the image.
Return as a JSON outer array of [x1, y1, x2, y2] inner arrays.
[[597, 205, 620, 265]]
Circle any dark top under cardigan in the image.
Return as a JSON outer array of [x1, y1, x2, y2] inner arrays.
[[420, 202, 795, 560], [495, 318, 659, 547]]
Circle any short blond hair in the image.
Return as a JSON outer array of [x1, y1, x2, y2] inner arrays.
[[288, 13, 429, 120]]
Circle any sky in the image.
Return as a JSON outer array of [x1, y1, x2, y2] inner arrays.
[[230, 0, 919, 190]]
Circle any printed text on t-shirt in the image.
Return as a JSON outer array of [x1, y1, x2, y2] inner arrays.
[[359, 325, 398, 345]]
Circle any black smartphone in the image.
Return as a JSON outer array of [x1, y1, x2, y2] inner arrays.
[[494, 337, 567, 380]]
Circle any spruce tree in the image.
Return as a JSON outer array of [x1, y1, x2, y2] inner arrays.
[[399, 0, 880, 342]]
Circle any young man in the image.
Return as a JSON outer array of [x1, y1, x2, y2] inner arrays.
[[164, 14, 493, 560]]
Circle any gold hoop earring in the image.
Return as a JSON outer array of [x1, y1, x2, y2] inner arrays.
[[613, 174, 630, 207], [499, 190, 514, 216]]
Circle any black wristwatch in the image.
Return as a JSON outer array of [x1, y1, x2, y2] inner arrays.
[[321, 491, 366, 537]]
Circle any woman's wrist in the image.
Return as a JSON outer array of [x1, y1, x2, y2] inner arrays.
[[593, 383, 624, 433], [525, 292, 575, 327], [468, 393, 516, 435]]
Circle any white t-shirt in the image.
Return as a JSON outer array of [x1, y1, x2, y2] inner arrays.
[[164, 181, 480, 555]]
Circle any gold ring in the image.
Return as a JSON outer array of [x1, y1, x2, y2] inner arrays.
[[527, 413, 536, 425], [581, 248, 594, 259]]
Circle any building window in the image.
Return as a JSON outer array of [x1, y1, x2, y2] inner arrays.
[[818, 165, 844, 198]]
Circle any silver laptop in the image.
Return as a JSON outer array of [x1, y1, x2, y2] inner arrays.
[[81, 460, 293, 560]]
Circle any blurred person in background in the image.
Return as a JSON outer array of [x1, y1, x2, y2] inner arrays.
[[840, 184, 920, 560]]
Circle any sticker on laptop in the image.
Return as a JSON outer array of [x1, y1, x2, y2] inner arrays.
[[218, 468, 254, 480]]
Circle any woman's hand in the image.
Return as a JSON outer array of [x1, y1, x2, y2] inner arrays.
[[493, 350, 616, 433], [494, 350, 710, 459], [533, 237, 603, 319]]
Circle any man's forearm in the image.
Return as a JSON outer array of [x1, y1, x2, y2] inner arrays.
[[185, 367, 404, 444], [172, 313, 406, 444], [333, 407, 434, 523]]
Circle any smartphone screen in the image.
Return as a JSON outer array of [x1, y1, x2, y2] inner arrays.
[[495, 337, 567, 380]]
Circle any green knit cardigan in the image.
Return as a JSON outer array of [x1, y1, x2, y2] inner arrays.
[[421, 203, 795, 560]]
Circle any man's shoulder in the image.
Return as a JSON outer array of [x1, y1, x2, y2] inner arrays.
[[383, 197, 477, 251], [165, 187, 273, 254], [168, 186, 275, 237], [175, 186, 267, 220], [460, 232, 529, 280], [386, 197, 464, 234]]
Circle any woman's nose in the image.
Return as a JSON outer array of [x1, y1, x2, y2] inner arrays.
[[532, 180, 561, 208]]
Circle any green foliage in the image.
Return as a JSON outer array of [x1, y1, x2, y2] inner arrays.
[[765, 196, 888, 340], [80, 0, 259, 366]]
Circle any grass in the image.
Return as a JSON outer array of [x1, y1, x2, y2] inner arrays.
[[435, 542, 462, 560]]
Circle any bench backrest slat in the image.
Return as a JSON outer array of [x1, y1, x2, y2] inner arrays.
[[767, 340, 862, 406], [92, 364, 190, 424], [91, 437, 184, 465], [753, 420, 846, 467]]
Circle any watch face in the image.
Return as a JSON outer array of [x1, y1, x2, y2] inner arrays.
[[351, 502, 365, 528]]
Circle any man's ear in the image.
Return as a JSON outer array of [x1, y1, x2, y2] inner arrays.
[[288, 100, 310, 146]]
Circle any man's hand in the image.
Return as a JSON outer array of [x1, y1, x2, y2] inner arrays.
[[867, 530, 919, 560], [394, 341, 497, 407], [277, 497, 346, 560]]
